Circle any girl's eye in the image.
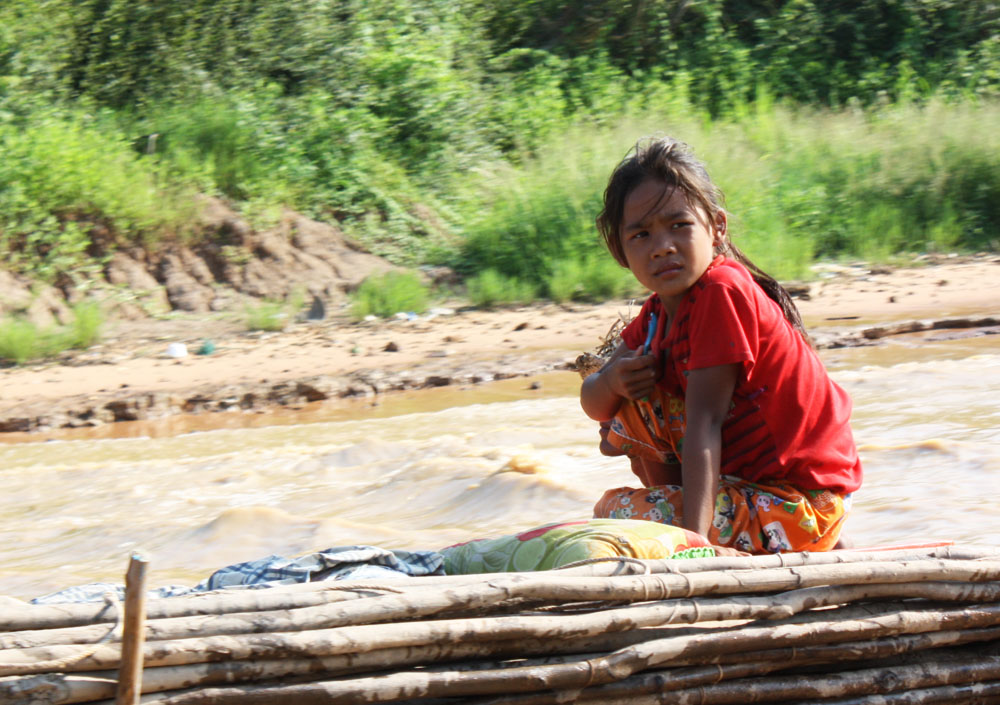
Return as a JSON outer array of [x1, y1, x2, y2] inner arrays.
[[630, 230, 649, 240], [671, 221, 693, 230]]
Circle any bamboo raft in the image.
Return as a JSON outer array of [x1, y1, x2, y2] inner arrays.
[[7, 546, 1000, 704]]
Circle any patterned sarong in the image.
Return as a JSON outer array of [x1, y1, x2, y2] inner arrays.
[[594, 478, 851, 554], [597, 388, 851, 554]]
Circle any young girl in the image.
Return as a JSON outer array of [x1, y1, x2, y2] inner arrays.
[[580, 136, 861, 554]]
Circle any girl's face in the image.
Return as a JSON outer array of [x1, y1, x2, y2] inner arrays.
[[620, 178, 725, 315]]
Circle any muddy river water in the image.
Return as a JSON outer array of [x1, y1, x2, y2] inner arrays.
[[2, 332, 998, 601]]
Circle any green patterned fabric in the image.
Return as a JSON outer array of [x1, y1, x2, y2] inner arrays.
[[441, 518, 714, 575]]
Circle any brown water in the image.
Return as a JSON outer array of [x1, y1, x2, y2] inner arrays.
[[2, 333, 998, 601]]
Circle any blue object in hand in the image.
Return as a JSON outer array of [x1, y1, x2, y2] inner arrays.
[[643, 312, 658, 354]]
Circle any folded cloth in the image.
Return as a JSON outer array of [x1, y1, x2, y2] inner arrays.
[[30, 546, 445, 605]]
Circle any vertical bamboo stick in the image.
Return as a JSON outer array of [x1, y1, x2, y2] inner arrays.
[[116, 553, 149, 705]]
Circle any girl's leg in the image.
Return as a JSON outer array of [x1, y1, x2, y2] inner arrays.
[[599, 420, 681, 485], [599, 389, 685, 487], [593, 478, 851, 554]]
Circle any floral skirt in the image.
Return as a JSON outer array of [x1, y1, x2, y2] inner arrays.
[[593, 476, 852, 554]]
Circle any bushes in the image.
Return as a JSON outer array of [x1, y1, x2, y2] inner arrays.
[[0, 108, 186, 279], [351, 271, 430, 319], [0, 302, 103, 365], [465, 269, 535, 308], [547, 257, 637, 303], [0, 0, 997, 301], [245, 288, 306, 331]]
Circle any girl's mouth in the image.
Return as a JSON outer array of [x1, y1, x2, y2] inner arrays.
[[654, 262, 684, 276]]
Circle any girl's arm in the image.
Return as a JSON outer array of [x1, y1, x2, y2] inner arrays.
[[681, 363, 740, 537], [580, 342, 658, 421]]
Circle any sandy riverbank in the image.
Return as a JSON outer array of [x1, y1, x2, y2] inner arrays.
[[1, 254, 998, 437]]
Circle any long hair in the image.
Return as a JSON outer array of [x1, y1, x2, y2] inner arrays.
[[596, 136, 808, 340]]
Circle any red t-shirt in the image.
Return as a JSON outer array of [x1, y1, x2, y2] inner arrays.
[[621, 257, 862, 493]]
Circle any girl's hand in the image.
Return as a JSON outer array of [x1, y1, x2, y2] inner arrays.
[[580, 342, 657, 422], [602, 350, 659, 401]]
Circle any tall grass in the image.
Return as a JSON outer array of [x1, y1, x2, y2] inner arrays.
[[1, 86, 997, 305], [456, 97, 1000, 289], [0, 108, 189, 279], [66, 301, 103, 349], [465, 269, 536, 309], [0, 302, 103, 365], [350, 270, 430, 319]]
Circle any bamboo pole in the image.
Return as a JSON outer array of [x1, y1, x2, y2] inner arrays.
[[14, 576, 1000, 651], [8, 566, 1000, 654], [7, 616, 1000, 703], [115, 554, 148, 705], [0, 581, 371, 633], [595, 656, 1000, 705], [6, 589, 1000, 679], [788, 681, 1000, 705], [86, 647, 1000, 705], [634, 544, 1000, 574], [6, 546, 999, 634], [9, 550, 1000, 704], [463, 627, 1000, 704], [54, 605, 1000, 704]]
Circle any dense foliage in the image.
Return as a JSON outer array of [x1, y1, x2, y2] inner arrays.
[[1, 0, 998, 297]]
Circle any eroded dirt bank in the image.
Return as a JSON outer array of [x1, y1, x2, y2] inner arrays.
[[2, 252, 998, 437]]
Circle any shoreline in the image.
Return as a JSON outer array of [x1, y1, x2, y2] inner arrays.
[[2, 254, 998, 439]]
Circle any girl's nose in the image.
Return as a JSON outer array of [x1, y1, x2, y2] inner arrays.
[[651, 230, 676, 255]]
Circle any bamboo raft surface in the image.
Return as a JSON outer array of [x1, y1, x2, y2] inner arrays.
[[7, 546, 1000, 704]]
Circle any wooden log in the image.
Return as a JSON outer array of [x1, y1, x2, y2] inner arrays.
[[115, 554, 148, 705], [793, 681, 1000, 704], [1, 642, 632, 705], [10, 621, 1000, 703], [6, 546, 998, 634], [86, 646, 1000, 705], [10, 556, 1000, 651], [0, 673, 118, 705], [12, 573, 1000, 651], [641, 544, 1000, 573], [467, 628, 1000, 704], [863, 321, 929, 339], [0, 581, 371, 633], [860, 316, 1000, 342], [58, 606, 1000, 704], [6, 588, 1000, 679], [930, 316, 1000, 331], [8, 577, 1000, 678], [0, 651, 610, 705], [646, 656, 1000, 705]]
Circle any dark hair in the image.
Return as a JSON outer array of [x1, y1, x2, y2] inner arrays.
[[596, 136, 809, 340]]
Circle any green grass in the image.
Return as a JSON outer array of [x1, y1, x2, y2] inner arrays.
[[244, 287, 307, 332], [245, 300, 290, 332], [0, 319, 46, 365], [0, 109, 188, 279], [546, 256, 638, 303], [455, 97, 1000, 292], [1, 84, 998, 306], [0, 0, 998, 296], [66, 301, 103, 349], [0, 302, 104, 365], [465, 269, 536, 309], [350, 270, 430, 319]]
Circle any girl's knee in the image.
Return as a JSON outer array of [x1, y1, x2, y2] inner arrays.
[[593, 487, 642, 520]]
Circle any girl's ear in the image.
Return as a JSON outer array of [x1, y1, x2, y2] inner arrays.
[[713, 211, 728, 247]]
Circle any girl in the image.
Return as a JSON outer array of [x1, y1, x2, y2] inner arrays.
[[580, 136, 861, 554]]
